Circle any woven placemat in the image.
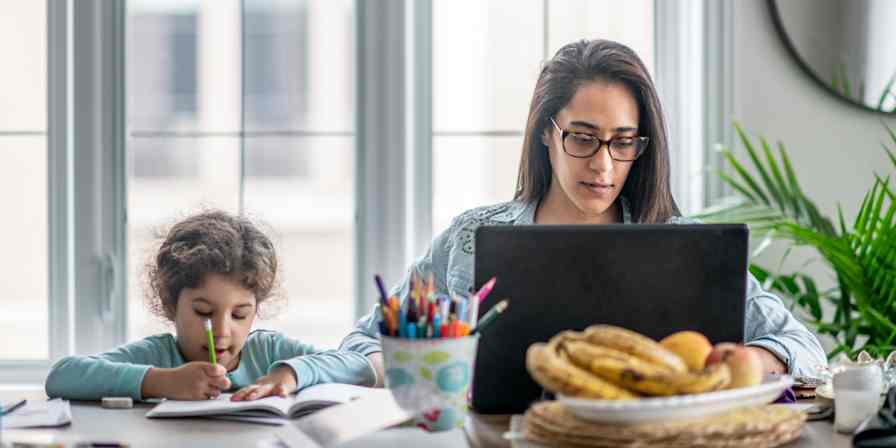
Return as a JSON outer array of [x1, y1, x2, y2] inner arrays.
[[522, 402, 806, 448]]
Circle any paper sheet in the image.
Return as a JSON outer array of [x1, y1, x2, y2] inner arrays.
[[0, 399, 71, 429], [277, 392, 414, 448]]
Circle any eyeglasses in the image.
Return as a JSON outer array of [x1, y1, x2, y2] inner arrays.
[[550, 117, 648, 162]]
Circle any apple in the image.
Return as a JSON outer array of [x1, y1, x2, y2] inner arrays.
[[705, 343, 763, 389]]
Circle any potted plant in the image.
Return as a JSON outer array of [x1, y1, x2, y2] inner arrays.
[[693, 124, 896, 359]]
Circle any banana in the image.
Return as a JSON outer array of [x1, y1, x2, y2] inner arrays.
[[561, 340, 670, 381], [562, 340, 732, 396], [583, 325, 688, 374], [526, 341, 639, 400], [661, 362, 732, 395], [549, 330, 587, 347]]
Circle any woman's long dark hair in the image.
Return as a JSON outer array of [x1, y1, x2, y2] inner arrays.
[[514, 39, 679, 223]]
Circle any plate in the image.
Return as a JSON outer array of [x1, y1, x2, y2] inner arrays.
[[557, 375, 793, 423], [815, 382, 834, 400]]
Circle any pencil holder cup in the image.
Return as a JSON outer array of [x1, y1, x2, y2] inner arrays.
[[381, 335, 480, 431]]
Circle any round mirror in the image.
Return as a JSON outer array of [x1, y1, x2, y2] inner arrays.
[[769, 0, 896, 113]]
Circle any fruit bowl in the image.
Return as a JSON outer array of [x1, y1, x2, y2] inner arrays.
[[557, 375, 793, 423]]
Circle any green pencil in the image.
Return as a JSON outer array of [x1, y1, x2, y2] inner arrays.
[[470, 299, 509, 335], [205, 318, 217, 364]]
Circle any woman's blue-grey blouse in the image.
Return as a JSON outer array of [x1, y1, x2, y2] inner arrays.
[[340, 199, 827, 377]]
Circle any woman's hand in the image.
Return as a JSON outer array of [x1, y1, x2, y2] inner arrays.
[[746, 346, 787, 375], [231, 366, 297, 401], [141, 362, 231, 401]]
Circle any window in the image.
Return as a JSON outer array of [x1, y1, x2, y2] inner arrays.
[[128, 8, 199, 178], [431, 0, 654, 233], [0, 1, 711, 381], [126, 0, 355, 348], [0, 2, 49, 360]]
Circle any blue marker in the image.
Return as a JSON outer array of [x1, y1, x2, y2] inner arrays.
[[407, 323, 417, 340]]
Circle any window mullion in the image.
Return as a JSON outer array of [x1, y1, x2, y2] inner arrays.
[[654, 0, 706, 215], [655, 0, 734, 214], [47, 0, 73, 362], [70, 0, 128, 355], [355, 0, 408, 317], [407, 0, 433, 265], [703, 0, 735, 205], [238, 0, 246, 215]]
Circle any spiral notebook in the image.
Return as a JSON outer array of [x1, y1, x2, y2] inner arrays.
[[146, 383, 391, 424]]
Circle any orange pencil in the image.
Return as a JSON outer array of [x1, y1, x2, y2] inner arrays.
[[383, 308, 396, 335]]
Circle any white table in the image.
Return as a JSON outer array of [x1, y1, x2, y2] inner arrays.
[[0, 389, 853, 447]]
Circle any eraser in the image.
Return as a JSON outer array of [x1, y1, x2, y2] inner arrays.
[[101, 397, 133, 409]]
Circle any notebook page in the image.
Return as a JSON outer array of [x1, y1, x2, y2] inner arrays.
[[288, 384, 390, 416], [146, 393, 292, 418], [286, 392, 414, 447]]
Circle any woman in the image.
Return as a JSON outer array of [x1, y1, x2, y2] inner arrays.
[[342, 39, 826, 386]]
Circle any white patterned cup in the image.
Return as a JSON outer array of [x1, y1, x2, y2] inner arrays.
[[381, 335, 479, 431]]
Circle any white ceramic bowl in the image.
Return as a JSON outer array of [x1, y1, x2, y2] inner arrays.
[[557, 376, 793, 423]]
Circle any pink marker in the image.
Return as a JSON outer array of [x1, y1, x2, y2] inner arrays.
[[474, 277, 496, 303]]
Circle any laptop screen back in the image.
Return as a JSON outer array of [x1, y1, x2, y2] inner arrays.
[[471, 224, 748, 414]]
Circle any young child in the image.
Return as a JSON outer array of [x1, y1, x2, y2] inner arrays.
[[45, 210, 376, 401]]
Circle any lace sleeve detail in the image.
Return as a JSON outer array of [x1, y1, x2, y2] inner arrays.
[[453, 203, 516, 255]]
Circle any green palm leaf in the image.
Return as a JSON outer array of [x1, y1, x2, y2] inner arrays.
[[877, 71, 896, 111], [697, 123, 896, 358]]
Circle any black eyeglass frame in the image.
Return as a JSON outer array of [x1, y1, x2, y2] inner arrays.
[[550, 117, 648, 162]]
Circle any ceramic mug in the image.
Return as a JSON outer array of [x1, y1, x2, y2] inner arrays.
[[381, 335, 479, 431], [833, 362, 883, 434]]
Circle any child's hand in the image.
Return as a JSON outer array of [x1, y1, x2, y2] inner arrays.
[[142, 362, 231, 401], [231, 366, 297, 401]]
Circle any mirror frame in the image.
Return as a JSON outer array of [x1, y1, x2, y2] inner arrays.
[[767, 0, 895, 115]]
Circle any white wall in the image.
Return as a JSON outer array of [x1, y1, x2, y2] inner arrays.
[[733, 1, 896, 223], [731, 1, 896, 352]]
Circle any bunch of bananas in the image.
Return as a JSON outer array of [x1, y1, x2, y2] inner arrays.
[[526, 325, 732, 399]]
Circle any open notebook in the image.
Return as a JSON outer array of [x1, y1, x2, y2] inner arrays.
[[146, 383, 392, 424]]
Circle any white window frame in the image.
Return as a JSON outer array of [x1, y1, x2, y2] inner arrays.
[[354, 0, 410, 316], [702, 0, 735, 204], [1, 0, 127, 383], [655, 0, 735, 215], [2, 0, 734, 383], [70, 0, 129, 357], [0, 0, 71, 383]]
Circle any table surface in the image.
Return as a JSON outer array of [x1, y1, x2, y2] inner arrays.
[[0, 388, 854, 448]]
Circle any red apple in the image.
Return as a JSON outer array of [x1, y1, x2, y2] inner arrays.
[[705, 343, 763, 389]]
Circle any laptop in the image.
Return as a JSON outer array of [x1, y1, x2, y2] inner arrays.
[[471, 224, 749, 414]]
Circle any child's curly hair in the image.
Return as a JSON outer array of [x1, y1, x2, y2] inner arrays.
[[145, 210, 282, 321]]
